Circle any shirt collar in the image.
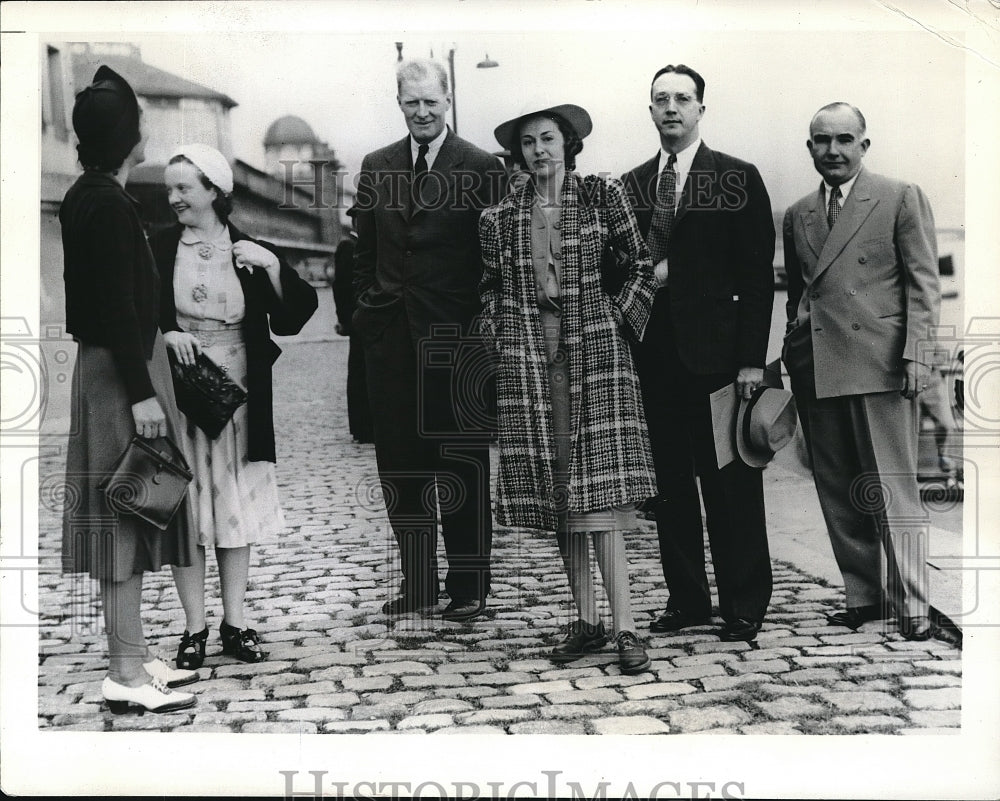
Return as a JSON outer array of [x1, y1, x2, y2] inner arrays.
[[410, 127, 449, 167], [824, 169, 861, 203], [659, 136, 701, 176]]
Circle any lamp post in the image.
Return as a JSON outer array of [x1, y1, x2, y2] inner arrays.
[[394, 43, 499, 135]]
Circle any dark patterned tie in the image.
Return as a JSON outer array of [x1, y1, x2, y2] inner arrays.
[[648, 153, 677, 264], [827, 185, 842, 229]]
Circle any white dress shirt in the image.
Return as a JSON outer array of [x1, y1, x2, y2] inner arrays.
[[409, 127, 448, 171], [823, 170, 861, 212], [657, 136, 702, 209]]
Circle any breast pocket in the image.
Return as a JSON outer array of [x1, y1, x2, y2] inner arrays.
[[859, 237, 897, 267]]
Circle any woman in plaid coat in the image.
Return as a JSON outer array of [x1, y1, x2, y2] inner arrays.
[[480, 103, 658, 673]]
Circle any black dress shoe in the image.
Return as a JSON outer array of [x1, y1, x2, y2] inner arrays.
[[900, 615, 934, 641], [381, 596, 437, 617], [719, 618, 762, 642], [440, 598, 486, 622], [649, 609, 711, 633], [826, 604, 889, 630], [219, 621, 267, 663], [550, 620, 608, 663]]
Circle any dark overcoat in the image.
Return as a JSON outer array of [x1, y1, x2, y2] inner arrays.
[[150, 222, 318, 463], [479, 174, 658, 530]]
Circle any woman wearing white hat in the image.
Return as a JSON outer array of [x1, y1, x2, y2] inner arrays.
[[480, 103, 659, 673], [151, 144, 317, 669]]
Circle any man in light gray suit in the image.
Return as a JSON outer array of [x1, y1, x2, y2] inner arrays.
[[782, 102, 942, 640]]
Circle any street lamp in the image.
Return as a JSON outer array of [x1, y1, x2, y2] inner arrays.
[[394, 42, 499, 135]]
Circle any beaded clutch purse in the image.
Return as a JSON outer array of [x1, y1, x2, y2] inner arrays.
[[168, 350, 248, 439]]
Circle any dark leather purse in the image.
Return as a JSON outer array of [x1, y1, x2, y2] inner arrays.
[[99, 436, 192, 530], [168, 350, 248, 439]]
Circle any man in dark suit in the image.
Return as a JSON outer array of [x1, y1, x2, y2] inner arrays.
[[783, 102, 941, 640], [622, 64, 776, 642], [331, 226, 374, 443], [353, 58, 504, 621]]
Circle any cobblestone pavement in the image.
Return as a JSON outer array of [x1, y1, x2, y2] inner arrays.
[[36, 338, 961, 734]]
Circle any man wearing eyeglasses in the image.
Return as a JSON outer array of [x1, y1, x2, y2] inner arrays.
[[622, 64, 776, 643]]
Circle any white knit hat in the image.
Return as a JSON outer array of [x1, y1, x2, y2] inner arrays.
[[169, 143, 233, 194]]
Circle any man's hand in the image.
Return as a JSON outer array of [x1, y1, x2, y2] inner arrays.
[[736, 366, 764, 400], [902, 359, 930, 400]]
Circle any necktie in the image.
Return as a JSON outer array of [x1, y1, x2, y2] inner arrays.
[[412, 143, 429, 208], [827, 185, 842, 229], [648, 154, 677, 266], [414, 143, 429, 179]]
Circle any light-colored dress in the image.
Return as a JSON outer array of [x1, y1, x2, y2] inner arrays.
[[172, 227, 284, 548], [531, 197, 637, 535]]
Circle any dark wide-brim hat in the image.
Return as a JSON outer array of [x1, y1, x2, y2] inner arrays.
[[72, 65, 141, 169], [494, 103, 593, 150]]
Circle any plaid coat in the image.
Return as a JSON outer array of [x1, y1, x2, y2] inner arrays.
[[479, 174, 658, 531]]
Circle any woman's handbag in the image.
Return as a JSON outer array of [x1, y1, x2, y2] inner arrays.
[[99, 436, 192, 529], [168, 350, 248, 439]]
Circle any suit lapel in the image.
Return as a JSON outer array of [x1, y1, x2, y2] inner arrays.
[[382, 137, 413, 223], [815, 169, 879, 281], [800, 184, 827, 259], [639, 152, 659, 216], [413, 130, 463, 215], [672, 141, 711, 229]]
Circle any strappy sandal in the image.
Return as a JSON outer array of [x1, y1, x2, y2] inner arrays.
[[219, 621, 267, 663], [175, 626, 209, 670]]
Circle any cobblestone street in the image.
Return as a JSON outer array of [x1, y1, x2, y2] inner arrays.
[[36, 336, 962, 735]]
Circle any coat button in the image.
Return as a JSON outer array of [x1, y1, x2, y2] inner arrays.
[[810, 292, 819, 300], [553, 251, 562, 260], [553, 222, 561, 230], [850, 289, 857, 295], [852, 323, 861, 330], [858, 256, 867, 264]]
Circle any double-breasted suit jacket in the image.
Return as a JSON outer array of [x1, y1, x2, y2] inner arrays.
[[352, 129, 504, 605], [479, 174, 658, 532], [782, 167, 940, 619], [783, 167, 940, 399], [621, 141, 776, 626]]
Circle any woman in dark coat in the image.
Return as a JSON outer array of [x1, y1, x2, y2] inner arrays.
[[61, 66, 199, 714], [480, 103, 658, 674], [149, 144, 317, 669]]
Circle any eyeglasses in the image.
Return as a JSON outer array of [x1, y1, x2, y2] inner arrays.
[[651, 93, 698, 108]]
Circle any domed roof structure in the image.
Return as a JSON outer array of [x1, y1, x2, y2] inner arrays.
[[264, 115, 319, 147]]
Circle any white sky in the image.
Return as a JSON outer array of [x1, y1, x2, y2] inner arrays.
[[127, 26, 968, 225]]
